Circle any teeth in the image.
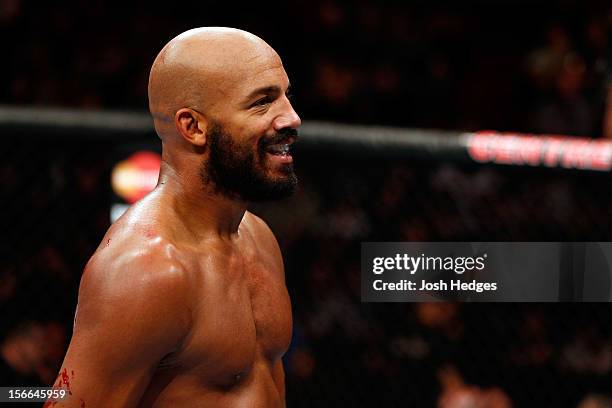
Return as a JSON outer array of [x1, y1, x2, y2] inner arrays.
[[268, 143, 290, 155]]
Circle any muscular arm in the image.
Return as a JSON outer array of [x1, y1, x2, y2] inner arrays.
[[46, 243, 190, 408]]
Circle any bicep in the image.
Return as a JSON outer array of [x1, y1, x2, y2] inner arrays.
[[55, 312, 166, 406], [50, 261, 189, 407]]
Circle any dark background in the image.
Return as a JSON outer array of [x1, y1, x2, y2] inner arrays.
[[1, 0, 612, 407], [2, 0, 611, 134]]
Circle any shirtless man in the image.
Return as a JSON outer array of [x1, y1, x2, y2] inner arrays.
[[47, 27, 301, 407]]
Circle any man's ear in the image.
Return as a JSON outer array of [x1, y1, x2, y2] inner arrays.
[[175, 108, 207, 147]]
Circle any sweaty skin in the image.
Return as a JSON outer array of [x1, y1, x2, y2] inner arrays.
[[47, 27, 301, 407]]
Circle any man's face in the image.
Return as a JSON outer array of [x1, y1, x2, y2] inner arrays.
[[200, 52, 301, 202], [202, 121, 298, 201]]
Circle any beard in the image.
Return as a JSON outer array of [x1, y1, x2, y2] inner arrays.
[[200, 122, 298, 202]]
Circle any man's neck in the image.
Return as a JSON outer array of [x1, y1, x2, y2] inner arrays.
[[156, 163, 247, 242]]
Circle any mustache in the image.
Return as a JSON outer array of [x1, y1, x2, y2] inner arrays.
[[260, 128, 299, 147]]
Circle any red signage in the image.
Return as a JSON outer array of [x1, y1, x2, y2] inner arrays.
[[466, 132, 612, 171]]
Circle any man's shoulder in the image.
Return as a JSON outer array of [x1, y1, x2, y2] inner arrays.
[[242, 211, 279, 247], [75, 231, 192, 336], [243, 211, 274, 235], [82, 219, 190, 304], [69, 221, 192, 373], [242, 211, 284, 268]]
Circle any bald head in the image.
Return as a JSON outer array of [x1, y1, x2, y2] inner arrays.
[[147, 27, 301, 202], [148, 27, 280, 139]]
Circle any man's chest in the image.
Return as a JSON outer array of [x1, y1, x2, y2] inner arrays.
[[177, 250, 292, 379]]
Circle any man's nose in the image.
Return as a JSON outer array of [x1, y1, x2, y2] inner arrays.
[[273, 102, 301, 131]]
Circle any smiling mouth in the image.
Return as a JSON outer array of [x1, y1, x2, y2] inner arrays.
[[266, 143, 291, 156], [263, 136, 296, 157]]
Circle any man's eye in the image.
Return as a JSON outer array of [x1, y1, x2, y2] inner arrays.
[[252, 97, 272, 107]]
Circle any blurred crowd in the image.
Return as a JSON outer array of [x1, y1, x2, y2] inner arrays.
[[1, 0, 611, 135], [0, 138, 110, 388], [1, 0, 612, 406]]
